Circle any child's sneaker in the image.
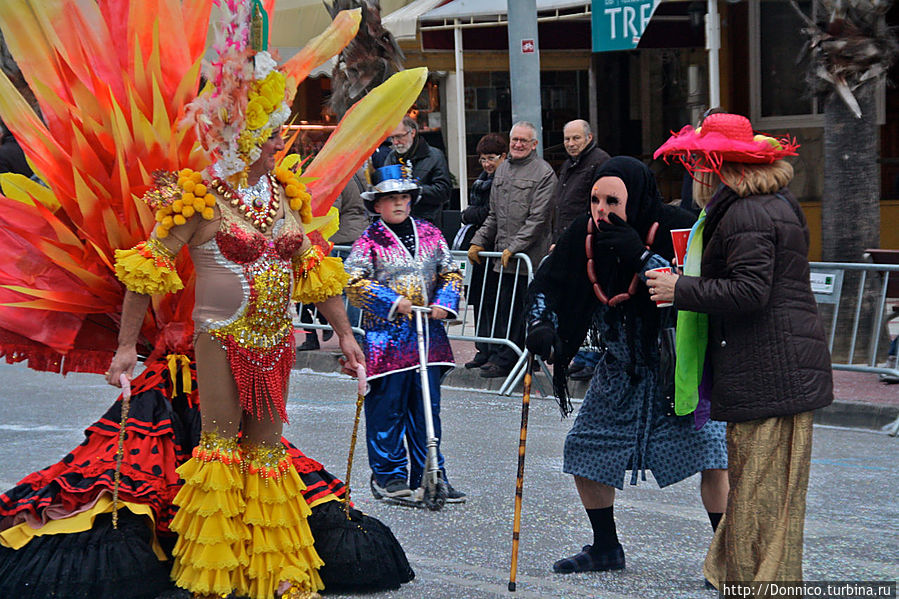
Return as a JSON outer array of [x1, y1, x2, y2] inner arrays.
[[445, 483, 467, 503], [371, 476, 412, 499]]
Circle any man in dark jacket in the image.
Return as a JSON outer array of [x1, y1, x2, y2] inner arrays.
[[551, 119, 610, 381], [0, 121, 33, 177], [384, 116, 451, 226], [552, 119, 610, 241]]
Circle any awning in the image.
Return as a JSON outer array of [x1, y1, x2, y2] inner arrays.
[[382, 0, 450, 40], [421, 0, 589, 23]]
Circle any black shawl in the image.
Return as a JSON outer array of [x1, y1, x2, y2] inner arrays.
[[527, 157, 695, 414]]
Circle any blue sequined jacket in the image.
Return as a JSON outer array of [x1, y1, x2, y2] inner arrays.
[[345, 218, 462, 380]]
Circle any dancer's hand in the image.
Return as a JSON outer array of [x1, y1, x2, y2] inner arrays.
[[337, 333, 365, 377], [106, 345, 137, 387], [429, 306, 448, 320]]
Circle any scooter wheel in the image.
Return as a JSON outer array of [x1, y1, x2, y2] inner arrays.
[[422, 479, 447, 511]]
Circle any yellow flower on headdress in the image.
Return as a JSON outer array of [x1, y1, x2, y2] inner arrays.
[[245, 99, 268, 130]]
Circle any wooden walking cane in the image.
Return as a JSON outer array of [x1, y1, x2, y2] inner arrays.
[[111, 374, 131, 529], [508, 353, 535, 592], [343, 364, 367, 517]]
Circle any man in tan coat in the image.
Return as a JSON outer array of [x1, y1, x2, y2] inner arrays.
[[468, 121, 556, 378]]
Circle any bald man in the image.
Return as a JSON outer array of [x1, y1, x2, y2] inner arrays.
[[552, 119, 610, 240]]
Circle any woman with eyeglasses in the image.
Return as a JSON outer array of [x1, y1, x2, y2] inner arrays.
[[456, 133, 508, 369]]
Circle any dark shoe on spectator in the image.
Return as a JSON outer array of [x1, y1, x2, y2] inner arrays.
[[568, 362, 585, 375], [297, 333, 320, 351], [569, 365, 594, 381], [445, 483, 467, 503], [552, 544, 625, 574], [465, 353, 489, 369], [480, 363, 511, 379], [322, 328, 334, 342]]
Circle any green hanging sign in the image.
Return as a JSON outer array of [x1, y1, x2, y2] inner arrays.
[[591, 0, 660, 52]]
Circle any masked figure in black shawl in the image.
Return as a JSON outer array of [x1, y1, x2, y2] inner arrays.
[[525, 157, 728, 573]]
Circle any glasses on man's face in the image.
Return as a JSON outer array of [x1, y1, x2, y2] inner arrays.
[[479, 154, 501, 164], [510, 137, 535, 145], [389, 130, 412, 143]]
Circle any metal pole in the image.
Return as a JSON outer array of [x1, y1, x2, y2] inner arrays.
[[507, 0, 544, 155], [454, 20, 468, 209], [706, 0, 721, 108]]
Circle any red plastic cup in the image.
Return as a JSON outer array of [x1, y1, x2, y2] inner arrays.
[[671, 229, 691, 267], [647, 266, 673, 308]]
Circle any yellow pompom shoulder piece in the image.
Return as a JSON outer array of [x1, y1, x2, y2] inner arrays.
[[275, 169, 314, 224], [143, 169, 215, 239], [114, 238, 184, 295], [292, 253, 348, 304]]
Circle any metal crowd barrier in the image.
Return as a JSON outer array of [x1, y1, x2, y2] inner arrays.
[[809, 261, 899, 374], [809, 261, 899, 436], [294, 246, 540, 395]]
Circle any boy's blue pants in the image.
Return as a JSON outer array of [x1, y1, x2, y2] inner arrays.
[[365, 366, 445, 488]]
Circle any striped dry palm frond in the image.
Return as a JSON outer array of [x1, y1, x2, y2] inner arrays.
[[791, 0, 899, 117]]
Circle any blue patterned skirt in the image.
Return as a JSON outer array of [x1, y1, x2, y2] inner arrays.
[[562, 352, 727, 489]]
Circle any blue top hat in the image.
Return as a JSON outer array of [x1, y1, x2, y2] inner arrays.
[[361, 164, 421, 212]]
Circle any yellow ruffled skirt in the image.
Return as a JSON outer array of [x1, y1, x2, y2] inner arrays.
[[169, 433, 323, 598]]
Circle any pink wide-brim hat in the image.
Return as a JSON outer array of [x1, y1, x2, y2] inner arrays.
[[653, 112, 799, 175]]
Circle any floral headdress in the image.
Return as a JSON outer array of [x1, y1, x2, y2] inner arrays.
[[653, 112, 799, 177], [181, 0, 291, 185]]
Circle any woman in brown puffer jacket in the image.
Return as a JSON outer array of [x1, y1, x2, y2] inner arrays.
[[649, 113, 833, 589]]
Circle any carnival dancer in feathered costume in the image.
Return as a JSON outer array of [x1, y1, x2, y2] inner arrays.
[[0, 1, 425, 597]]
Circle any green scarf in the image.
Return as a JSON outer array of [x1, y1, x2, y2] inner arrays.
[[674, 209, 708, 415]]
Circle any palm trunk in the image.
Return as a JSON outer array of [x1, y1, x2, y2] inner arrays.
[[821, 81, 884, 362]]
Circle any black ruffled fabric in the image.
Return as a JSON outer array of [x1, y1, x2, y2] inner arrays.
[[0, 357, 413, 597], [308, 500, 415, 592], [0, 511, 174, 599]]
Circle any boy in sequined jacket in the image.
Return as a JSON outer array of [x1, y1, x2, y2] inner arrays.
[[344, 165, 466, 502]]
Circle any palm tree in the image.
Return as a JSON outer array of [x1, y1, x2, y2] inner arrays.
[[791, 0, 897, 258], [791, 1, 898, 361]]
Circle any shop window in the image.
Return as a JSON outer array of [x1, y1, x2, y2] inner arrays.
[[749, 0, 823, 128]]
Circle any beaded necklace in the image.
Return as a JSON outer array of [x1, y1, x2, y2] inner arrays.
[[585, 217, 658, 307], [210, 173, 280, 233]]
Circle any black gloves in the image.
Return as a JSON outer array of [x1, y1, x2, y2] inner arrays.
[[596, 213, 651, 272], [526, 320, 558, 364]]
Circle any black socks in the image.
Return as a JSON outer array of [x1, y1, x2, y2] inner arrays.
[[708, 511, 723, 532], [586, 506, 619, 553]]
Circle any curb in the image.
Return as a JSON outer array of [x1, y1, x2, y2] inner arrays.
[[293, 349, 899, 432]]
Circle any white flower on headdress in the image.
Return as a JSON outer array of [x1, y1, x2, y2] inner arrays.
[[268, 103, 291, 130], [254, 51, 278, 79]]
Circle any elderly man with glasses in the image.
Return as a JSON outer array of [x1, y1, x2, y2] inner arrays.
[[383, 115, 452, 226], [467, 121, 557, 379]]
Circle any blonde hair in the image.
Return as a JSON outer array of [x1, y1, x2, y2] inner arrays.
[[691, 159, 794, 205], [691, 169, 719, 209], [719, 160, 794, 196]]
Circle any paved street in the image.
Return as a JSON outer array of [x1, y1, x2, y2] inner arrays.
[[0, 362, 897, 598]]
